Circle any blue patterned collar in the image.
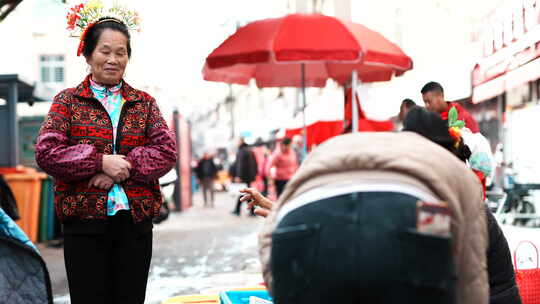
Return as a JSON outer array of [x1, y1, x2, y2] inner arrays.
[[89, 77, 122, 94]]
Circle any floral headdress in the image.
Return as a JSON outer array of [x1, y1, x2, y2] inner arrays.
[[66, 0, 141, 56], [447, 106, 465, 148]]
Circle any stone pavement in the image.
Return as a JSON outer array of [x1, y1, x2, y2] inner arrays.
[[39, 191, 266, 304]]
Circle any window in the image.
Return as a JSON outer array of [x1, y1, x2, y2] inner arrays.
[[40, 55, 65, 83]]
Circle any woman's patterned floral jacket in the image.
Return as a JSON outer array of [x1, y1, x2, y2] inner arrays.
[[36, 75, 177, 234]]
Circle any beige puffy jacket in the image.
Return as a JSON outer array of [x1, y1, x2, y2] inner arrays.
[[259, 132, 488, 304]]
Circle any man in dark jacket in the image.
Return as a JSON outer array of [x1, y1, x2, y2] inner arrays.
[[232, 138, 258, 216], [195, 152, 218, 208]]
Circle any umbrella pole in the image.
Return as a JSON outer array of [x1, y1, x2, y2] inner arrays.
[[351, 70, 359, 133], [301, 63, 308, 154]]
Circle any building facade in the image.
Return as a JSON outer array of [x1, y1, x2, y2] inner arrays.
[[469, 0, 540, 182]]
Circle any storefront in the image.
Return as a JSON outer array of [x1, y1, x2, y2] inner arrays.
[[469, 0, 540, 183]]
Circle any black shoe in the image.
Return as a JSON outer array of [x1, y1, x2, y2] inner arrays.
[[231, 211, 240, 216]]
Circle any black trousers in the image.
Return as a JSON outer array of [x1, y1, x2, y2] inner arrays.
[[262, 177, 269, 197], [271, 192, 456, 304], [275, 179, 288, 198], [63, 211, 153, 304]]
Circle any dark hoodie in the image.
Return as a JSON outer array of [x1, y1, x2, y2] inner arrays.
[[234, 143, 258, 184]]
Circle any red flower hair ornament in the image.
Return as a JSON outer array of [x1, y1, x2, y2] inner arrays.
[[66, 1, 140, 57]]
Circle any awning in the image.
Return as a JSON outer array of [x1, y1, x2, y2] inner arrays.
[[472, 56, 540, 104], [472, 75, 505, 104], [0, 74, 45, 104]]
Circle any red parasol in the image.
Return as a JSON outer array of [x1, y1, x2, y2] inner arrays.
[[204, 13, 412, 146]]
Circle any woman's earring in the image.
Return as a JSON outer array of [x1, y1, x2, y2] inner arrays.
[[86, 65, 91, 73]]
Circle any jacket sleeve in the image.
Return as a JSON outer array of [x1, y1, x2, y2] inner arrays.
[[35, 94, 103, 182], [126, 97, 177, 183], [485, 206, 521, 301]]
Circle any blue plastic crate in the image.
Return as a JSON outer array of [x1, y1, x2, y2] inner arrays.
[[219, 290, 272, 304]]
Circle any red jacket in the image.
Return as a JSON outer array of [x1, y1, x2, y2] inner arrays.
[[36, 75, 176, 229], [441, 102, 479, 133], [266, 148, 298, 181]]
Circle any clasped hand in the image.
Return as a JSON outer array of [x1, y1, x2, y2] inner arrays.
[[88, 155, 132, 190]]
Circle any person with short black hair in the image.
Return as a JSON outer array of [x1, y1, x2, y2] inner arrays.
[[401, 98, 416, 112], [421, 81, 480, 133], [195, 152, 219, 208], [402, 106, 471, 162], [391, 98, 417, 131], [36, 7, 176, 304], [282, 137, 292, 146]]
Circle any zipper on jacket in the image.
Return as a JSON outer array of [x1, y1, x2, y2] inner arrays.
[[81, 95, 130, 216], [115, 102, 129, 154], [114, 101, 130, 212]]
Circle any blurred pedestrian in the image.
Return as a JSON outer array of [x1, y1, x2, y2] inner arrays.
[[252, 138, 269, 195], [231, 138, 258, 216], [392, 98, 417, 131], [266, 137, 298, 198], [260, 149, 271, 197], [291, 135, 306, 164], [421, 81, 479, 132], [35, 9, 176, 304], [399, 98, 416, 122], [195, 152, 218, 208]]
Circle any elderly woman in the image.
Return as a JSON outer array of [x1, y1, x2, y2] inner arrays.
[[35, 16, 176, 304]]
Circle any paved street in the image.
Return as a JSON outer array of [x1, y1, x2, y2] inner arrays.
[[35, 189, 540, 304], [39, 191, 266, 304]]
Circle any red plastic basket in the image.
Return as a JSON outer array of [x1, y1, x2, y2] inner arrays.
[[514, 241, 540, 304]]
